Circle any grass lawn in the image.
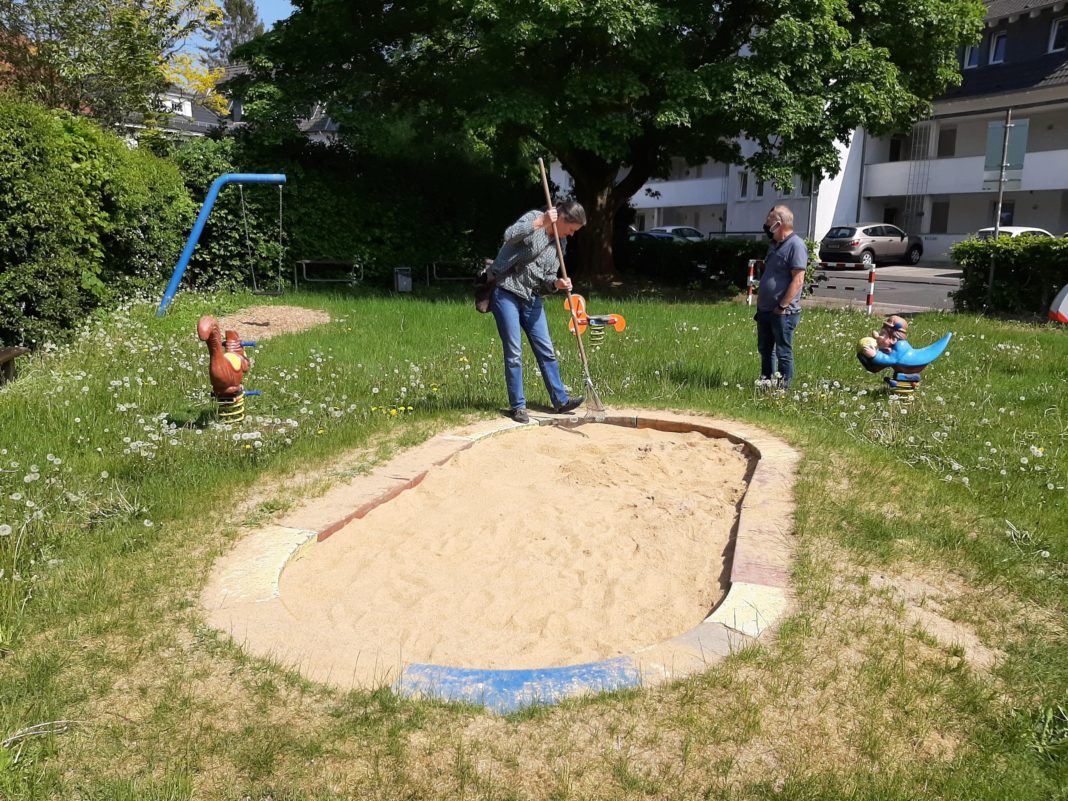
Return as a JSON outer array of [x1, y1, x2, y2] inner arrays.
[[0, 288, 1066, 799]]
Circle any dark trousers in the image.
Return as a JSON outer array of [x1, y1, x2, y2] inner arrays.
[[754, 310, 801, 388]]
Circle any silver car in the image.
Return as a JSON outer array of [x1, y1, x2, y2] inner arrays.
[[819, 223, 923, 267], [648, 225, 705, 242]]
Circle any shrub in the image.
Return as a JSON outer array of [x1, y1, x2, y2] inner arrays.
[[618, 237, 768, 288], [168, 136, 522, 289], [0, 97, 193, 346], [951, 235, 1068, 315]]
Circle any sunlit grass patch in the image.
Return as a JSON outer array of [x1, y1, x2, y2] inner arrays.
[[0, 290, 1065, 798]]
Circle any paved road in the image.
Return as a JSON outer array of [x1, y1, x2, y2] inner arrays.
[[806, 264, 961, 313]]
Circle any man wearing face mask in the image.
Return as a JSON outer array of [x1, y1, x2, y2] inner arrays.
[[755, 205, 807, 390]]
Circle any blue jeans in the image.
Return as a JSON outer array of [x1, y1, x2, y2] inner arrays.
[[754, 310, 801, 388], [491, 287, 569, 410]]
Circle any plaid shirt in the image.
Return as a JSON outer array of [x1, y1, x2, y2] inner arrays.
[[489, 210, 564, 301]]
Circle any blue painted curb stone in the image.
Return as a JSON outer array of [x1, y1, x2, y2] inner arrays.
[[394, 656, 641, 714]]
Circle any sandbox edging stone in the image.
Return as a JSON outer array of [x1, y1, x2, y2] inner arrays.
[[200, 410, 799, 713]]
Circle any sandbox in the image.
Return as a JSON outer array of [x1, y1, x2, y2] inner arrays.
[[201, 411, 799, 712]]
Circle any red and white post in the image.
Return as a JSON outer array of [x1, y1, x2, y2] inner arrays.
[[865, 264, 877, 315], [746, 260, 762, 306]]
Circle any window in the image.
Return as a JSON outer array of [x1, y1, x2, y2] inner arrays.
[[755, 178, 765, 198], [1051, 18, 1068, 52], [929, 202, 950, 234], [964, 45, 980, 69], [937, 127, 957, 158], [738, 171, 749, 199], [800, 175, 812, 197], [990, 31, 1006, 64], [883, 207, 899, 226], [990, 199, 1015, 227], [888, 133, 910, 162]]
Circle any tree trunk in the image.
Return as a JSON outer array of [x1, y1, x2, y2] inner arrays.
[[569, 184, 621, 285], [559, 144, 657, 286]]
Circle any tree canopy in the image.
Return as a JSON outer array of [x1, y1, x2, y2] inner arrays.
[[236, 0, 986, 279], [200, 0, 264, 69], [0, 0, 226, 127]]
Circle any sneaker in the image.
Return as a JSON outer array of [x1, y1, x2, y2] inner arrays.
[[553, 395, 585, 414], [512, 407, 530, 424]]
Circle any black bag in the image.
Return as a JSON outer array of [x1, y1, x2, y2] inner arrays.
[[474, 268, 496, 313]]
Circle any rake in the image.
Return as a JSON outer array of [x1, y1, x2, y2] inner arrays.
[[538, 158, 606, 419]]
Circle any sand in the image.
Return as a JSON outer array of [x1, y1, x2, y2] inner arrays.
[[276, 423, 751, 678]]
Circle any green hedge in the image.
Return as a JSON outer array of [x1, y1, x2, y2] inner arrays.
[[0, 98, 193, 347], [618, 237, 769, 288], [167, 135, 526, 289], [951, 236, 1068, 314]]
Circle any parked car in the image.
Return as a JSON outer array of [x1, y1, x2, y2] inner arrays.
[[818, 223, 923, 267], [648, 225, 705, 241], [628, 230, 683, 243], [975, 226, 1054, 239]]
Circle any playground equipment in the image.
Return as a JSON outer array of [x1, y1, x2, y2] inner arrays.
[[197, 315, 259, 422], [563, 294, 626, 346], [1050, 283, 1068, 323], [157, 173, 287, 316], [857, 315, 953, 396]]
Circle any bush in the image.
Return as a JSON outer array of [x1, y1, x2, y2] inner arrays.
[[0, 98, 193, 346], [168, 136, 523, 289], [618, 237, 768, 288], [951, 236, 1068, 315]]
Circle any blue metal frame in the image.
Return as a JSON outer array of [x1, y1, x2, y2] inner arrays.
[[156, 173, 287, 316]]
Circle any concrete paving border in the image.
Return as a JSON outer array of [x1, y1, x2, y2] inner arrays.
[[200, 410, 800, 713]]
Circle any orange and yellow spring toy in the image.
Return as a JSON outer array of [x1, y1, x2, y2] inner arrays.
[[563, 294, 626, 346]]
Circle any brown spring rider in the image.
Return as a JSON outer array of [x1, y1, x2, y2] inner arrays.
[[197, 315, 253, 421]]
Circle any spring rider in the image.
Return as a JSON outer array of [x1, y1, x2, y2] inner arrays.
[[197, 315, 259, 422], [857, 315, 953, 396], [563, 294, 626, 345]]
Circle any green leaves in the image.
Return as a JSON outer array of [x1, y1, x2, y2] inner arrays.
[[234, 0, 987, 278], [0, 98, 193, 347]]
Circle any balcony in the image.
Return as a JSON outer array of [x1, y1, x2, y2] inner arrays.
[[631, 176, 728, 208], [863, 149, 1068, 197]]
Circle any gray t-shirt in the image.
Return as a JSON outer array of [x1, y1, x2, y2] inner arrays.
[[758, 233, 807, 313]]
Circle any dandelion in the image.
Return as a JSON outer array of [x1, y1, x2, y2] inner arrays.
[[143, 519, 153, 527], [100, 471, 109, 479], [0, 524, 10, 536]]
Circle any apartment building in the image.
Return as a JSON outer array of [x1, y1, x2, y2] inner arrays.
[[558, 0, 1068, 261]]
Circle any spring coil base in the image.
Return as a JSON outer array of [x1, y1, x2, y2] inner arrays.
[[215, 389, 246, 423], [587, 323, 606, 346]]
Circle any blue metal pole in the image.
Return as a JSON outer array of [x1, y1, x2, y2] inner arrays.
[[156, 173, 287, 316]]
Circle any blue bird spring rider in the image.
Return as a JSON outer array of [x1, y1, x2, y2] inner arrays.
[[857, 315, 953, 396]]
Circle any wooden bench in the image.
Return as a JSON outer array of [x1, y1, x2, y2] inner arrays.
[[0, 346, 29, 385]]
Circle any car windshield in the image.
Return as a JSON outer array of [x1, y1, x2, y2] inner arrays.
[[825, 227, 856, 239]]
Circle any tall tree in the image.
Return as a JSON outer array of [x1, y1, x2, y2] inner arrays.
[[200, 0, 264, 68], [237, 0, 986, 280], [0, 0, 225, 128]]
